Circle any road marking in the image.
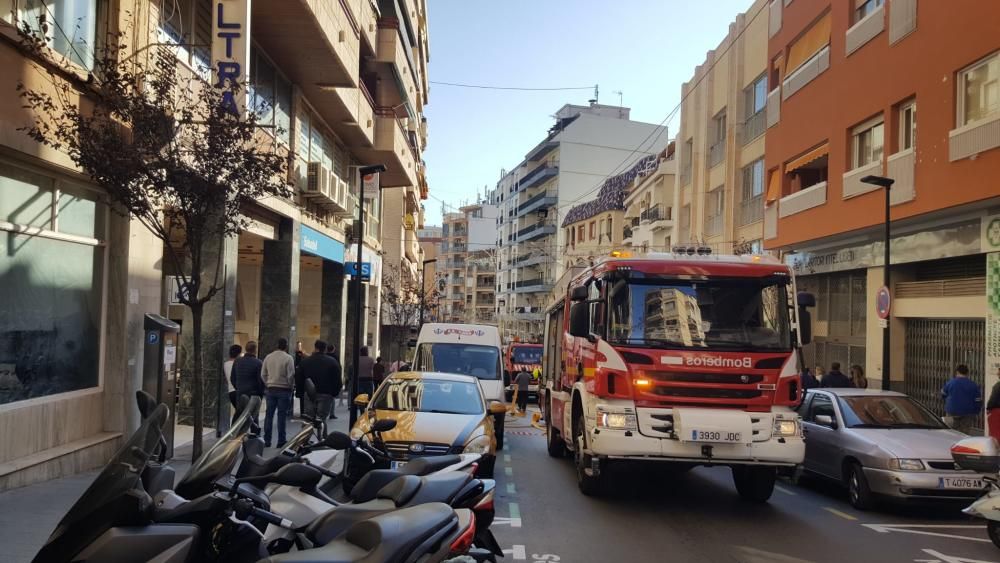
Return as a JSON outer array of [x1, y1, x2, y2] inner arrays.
[[823, 507, 857, 521], [507, 483, 516, 494], [509, 502, 521, 520], [504, 454, 511, 463], [505, 466, 513, 477], [862, 524, 988, 543], [774, 484, 797, 495], [917, 548, 997, 563], [502, 545, 526, 560], [493, 517, 523, 528]]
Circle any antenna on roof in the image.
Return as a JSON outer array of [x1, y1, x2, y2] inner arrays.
[[589, 84, 599, 105]]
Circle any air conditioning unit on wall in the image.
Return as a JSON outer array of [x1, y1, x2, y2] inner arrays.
[[305, 162, 332, 199]]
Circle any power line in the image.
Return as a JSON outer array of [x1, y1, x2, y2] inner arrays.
[[430, 81, 594, 91]]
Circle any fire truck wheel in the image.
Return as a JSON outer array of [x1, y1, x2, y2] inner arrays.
[[494, 415, 505, 451], [732, 466, 775, 503], [573, 414, 603, 496], [546, 403, 566, 458]]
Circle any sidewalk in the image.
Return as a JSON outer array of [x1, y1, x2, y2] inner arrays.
[[0, 408, 352, 563]]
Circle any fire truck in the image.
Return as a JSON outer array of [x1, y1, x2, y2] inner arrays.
[[541, 249, 813, 501], [503, 343, 543, 401]]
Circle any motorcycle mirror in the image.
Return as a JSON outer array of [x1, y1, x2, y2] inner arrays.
[[371, 419, 397, 433], [271, 463, 323, 488], [324, 431, 354, 450], [487, 401, 508, 415]]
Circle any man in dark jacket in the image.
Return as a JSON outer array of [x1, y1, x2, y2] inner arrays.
[[820, 362, 854, 389], [326, 344, 343, 419], [296, 340, 342, 422], [230, 341, 264, 423]]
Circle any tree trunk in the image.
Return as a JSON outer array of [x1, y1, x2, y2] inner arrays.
[[190, 301, 204, 461]]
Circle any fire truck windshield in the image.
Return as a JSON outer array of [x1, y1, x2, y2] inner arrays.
[[511, 346, 542, 364], [607, 277, 792, 352]]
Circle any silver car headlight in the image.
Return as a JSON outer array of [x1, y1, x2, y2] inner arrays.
[[887, 458, 925, 471], [463, 435, 492, 455]]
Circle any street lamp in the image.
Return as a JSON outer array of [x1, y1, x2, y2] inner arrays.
[[350, 163, 387, 427], [420, 258, 437, 329], [860, 174, 895, 391]]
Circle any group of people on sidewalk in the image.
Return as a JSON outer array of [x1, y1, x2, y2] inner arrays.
[[800, 362, 868, 390], [222, 338, 388, 448]]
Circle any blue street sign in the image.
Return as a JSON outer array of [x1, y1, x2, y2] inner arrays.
[[345, 262, 372, 281]]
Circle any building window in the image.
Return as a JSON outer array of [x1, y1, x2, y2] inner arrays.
[[578, 225, 585, 243], [589, 221, 596, 240], [745, 75, 768, 117], [739, 159, 765, 226], [899, 100, 916, 151], [786, 144, 829, 192], [7, 0, 103, 69], [251, 48, 293, 146], [680, 137, 694, 185], [0, 161, 106, 405], [851, 118, 884, 168], [958, 52, 999, 126], [705, 187, 724, 236], [854, 0, 883, 23]]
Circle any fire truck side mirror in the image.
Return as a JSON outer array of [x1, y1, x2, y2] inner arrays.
[[798, 308, 813, 345], [569, 302, 590, 338], [570, 286, 589, 301]]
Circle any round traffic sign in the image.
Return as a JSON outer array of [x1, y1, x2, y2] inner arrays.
[[876, 285, 891, 319]]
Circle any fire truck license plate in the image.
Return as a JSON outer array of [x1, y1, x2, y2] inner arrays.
[[690, 430, 743, 443]]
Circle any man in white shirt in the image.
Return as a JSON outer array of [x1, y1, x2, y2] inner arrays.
[[223, 344, 242, 412], [261, 338, 296, 447]]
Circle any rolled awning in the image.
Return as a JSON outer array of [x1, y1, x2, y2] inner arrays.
[[765, 169, 782, 205], [786, 12, 831, 74], [786, 143, 829, 172]]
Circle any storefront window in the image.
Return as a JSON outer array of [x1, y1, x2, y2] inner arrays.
[[0, 162, 105, 405]]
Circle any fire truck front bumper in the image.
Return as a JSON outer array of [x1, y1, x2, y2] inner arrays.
[[587, 407, 804, 467]]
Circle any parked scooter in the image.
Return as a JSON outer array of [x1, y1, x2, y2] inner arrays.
[[951, 436, 1000, 548]]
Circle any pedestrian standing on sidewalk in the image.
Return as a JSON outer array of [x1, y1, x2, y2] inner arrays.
[[373, 356, 386, 387], [230, 341, 263, 424], [327, 344, 343, 417], [514, 367, 532, 415], [849, 365, 868, 390], [262, 338, 296, 447], [942, 364, 982, 435], [224, 344, 242, 413], [296, 340, 342, 424], [800, 367, 819, 391], [820, 362, 853, 388]]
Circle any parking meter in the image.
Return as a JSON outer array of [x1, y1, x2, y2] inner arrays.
[[143, 313, 180, 457]]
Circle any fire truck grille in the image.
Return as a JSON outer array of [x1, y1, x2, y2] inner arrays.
[[650, 372, 764, 385], [641, 412, 771, 441], [651, 387, 763, 400]]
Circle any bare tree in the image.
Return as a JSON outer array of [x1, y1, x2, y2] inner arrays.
[[15, 24, 290, 459], [381, 264, 439, 362]]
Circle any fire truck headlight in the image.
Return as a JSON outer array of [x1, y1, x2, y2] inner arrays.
[[773, 419, 799, 437], [597, 408, 637, 430]]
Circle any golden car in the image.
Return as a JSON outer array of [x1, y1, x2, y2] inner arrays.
[[352, 371, 507, 478]]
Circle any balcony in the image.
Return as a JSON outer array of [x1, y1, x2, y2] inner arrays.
[[517, 191, 557, 217], [517, 222, 556, 242], [766, 89, 781, 129], [782, 46, 830, 101], [887, 149, 916, 205], [778, 181, 827, 218], [738, 195, 763, 226], [764, 204, 778, 239], [704, 214, 723, 237], [640, 205, 671, 231], [349, 0, 378, 54], [708, 139, 726, 169], [623, 225, 633, 245], [515, 253, 553, 268], [743, 110, 766, 144], [845, 4, 885, 56], [376, 21, 419, 114], [842, 160, 883, 199], [514, 279, 553, 294], [365, 109, 418, 187], [518, 162, 559, 192], [404, 228, 419, 262]]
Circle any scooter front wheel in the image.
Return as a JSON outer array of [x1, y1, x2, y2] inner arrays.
[[988, 520, 1000, 549]]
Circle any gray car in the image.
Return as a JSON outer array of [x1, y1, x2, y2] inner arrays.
[[798, 388, 989, 509]]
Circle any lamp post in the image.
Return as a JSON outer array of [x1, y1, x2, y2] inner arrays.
[[420, 258, 437, 329], [350, 164, 387, 427], [860, 174, 895, 391]]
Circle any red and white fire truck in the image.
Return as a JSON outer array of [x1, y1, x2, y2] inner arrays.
[[541, 250, 813, 501]]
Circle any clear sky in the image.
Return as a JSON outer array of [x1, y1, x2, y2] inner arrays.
[[421, 0, 754, 226]]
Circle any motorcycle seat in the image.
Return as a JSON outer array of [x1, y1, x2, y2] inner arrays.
[[237, 437, 292, 479], [399, 455, 463, 475], [348, 455, 464, 503], [401, 472, 471, 506], [305, 499, 397, 546], [267, 503, 457, 563], [373, 475, 421, 506]]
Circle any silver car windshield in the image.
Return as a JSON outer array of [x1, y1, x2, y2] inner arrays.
[[839, 396, 946, 429]]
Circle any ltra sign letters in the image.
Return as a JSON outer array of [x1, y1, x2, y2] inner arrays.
[[212, 0, 250, 116]]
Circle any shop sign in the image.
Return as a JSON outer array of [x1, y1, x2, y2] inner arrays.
[[212, 0, 251, 116], [300, 224, 345, 263]]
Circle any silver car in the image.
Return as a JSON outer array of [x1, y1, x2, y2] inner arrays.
[[798, 388, 989, 509]]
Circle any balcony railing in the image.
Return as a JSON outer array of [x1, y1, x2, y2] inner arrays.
[[704, 214, 723, 237], [517, 191, 557, 216], [517, 223, 556, 241], [640, 205, 665, 223], [743, 110, 766, 144], [708, 139, 726, 168], [680, 164, 692, 186], [518, 162, 558, 192], [738, 195, 763, 226]]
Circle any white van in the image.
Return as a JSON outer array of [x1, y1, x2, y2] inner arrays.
[[412, 323, 507, 449]]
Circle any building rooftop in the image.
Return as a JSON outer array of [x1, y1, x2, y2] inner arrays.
[[562, 154, 659, 227]]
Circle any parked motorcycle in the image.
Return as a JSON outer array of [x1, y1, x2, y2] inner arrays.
[[951, 436, 1000, 548]]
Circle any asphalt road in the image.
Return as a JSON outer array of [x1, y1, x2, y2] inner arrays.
[[490, 407, 1000, 563]]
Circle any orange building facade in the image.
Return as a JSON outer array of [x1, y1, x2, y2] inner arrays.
[[762, 0, 1000, 409]]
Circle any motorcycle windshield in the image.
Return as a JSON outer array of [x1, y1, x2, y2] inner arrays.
[[35, 404, 168, 562], [175, 395, 261, 497]]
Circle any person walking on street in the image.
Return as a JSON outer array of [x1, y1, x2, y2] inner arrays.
[[985, 367, 1000, 442], [514, 367, 532, 415], [801, 367, 819, 391], [327, 344, 343, 417], [820, 362, 854, 388], [942, 364, 981, 435], [373, 356, 386, 387], [262, 338, 296, 447], [224, 344, 242, 413], [230, 341, 263, 424], [354, 347, 375, 419], [296, 340, 342, 425], [849, 365, 868, 390]]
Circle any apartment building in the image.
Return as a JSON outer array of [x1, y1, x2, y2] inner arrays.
[[0, 0, 430, 489], [493, 103, 668, 342], [439, 203, 499, 324], [623, 143, 677, 253], [417, 225, 443, 319], [763, 0, 1000, 411], [674, 0, 770, 255]]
